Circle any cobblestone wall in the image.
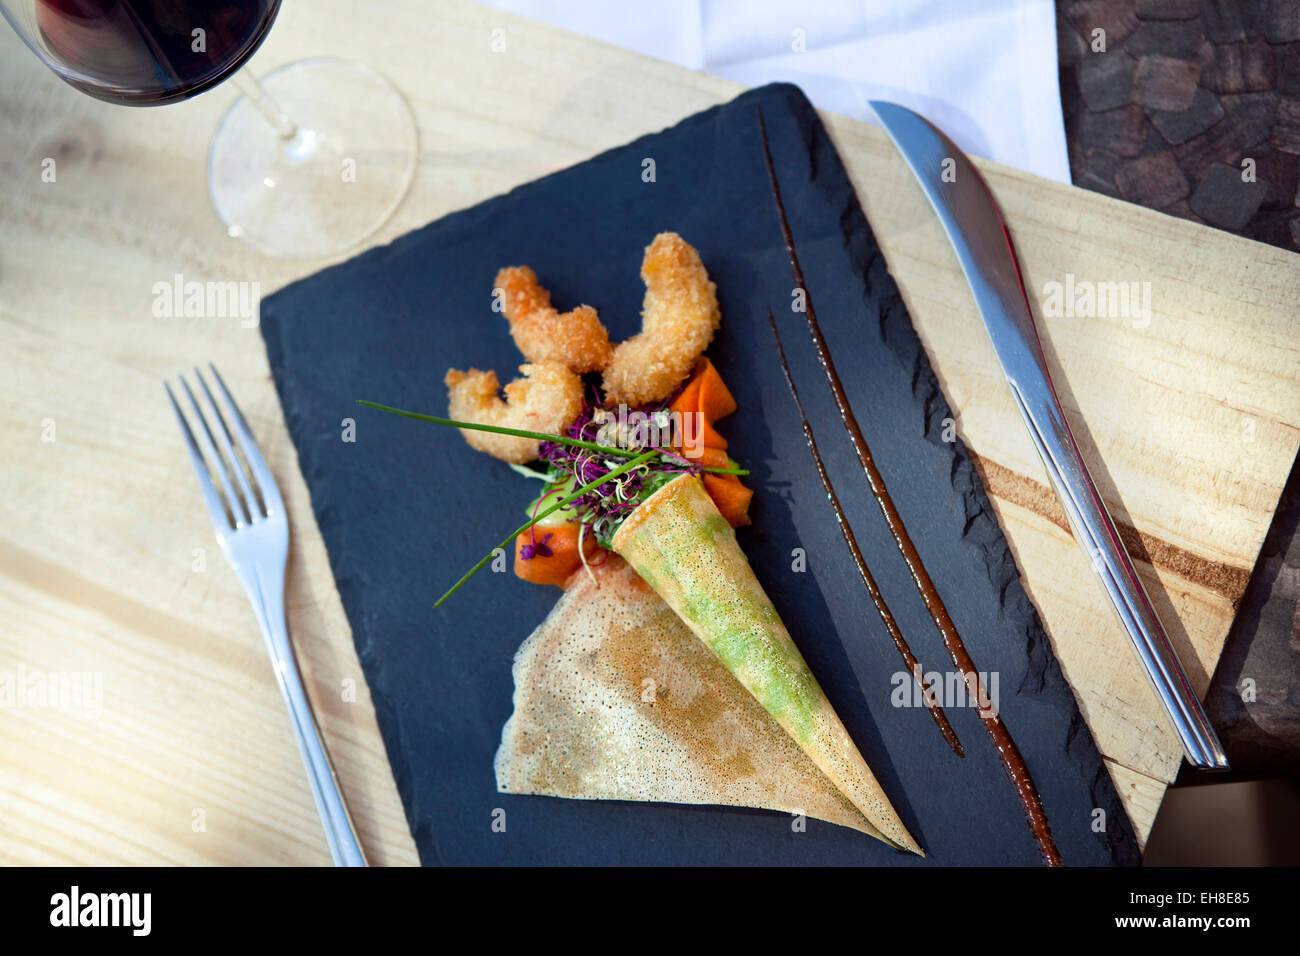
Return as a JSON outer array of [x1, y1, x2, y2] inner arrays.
[[1058, 0, 1300, 251]]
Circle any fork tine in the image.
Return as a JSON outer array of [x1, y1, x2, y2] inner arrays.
[[207, 364, 285, 515], [194, 367, 263, 520], [180, 375, 251, 526], [164, 382, 233, 532]]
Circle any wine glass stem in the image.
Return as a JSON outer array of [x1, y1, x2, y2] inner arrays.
[[231, 67, 298, 141]]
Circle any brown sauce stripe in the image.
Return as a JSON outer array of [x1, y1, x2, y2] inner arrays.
[[757, 107, 1063, 866], [965, 450, 1251, 608], [768, 309, 966, 758]]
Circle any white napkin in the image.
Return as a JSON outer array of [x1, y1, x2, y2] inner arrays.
[[478, 0, 1070, 184]]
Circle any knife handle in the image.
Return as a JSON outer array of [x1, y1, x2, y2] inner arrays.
[[1007, 384, 1229, 771]]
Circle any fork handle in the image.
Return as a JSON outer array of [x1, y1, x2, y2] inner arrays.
[[251, 572, 369, 866]]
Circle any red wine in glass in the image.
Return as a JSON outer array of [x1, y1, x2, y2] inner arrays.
[[34, 0, 280, 105], [5, 0, 417, 257]]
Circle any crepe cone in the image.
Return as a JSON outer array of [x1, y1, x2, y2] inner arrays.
[[494, 556, 888, 838], [611, 474, 921, 854]]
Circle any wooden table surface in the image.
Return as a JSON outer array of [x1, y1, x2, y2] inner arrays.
[[1, 0, 1297, 864]]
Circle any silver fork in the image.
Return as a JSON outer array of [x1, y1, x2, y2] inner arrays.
[[165, 364, 368, 867]]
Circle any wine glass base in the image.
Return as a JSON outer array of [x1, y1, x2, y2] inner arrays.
[[208, 59, 418, 259]]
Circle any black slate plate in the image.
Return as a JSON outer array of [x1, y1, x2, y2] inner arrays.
[[260, 83, 1140, 866]]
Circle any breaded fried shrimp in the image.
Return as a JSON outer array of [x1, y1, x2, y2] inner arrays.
[[601, 233, 720, 407], [444, 360, 584, 463], [495, 266, 613, 373]]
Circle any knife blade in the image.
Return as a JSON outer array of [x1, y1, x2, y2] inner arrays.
[[870, 100, 1229, 770]]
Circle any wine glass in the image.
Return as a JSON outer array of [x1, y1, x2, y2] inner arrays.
[[2, 0, 418, 258]]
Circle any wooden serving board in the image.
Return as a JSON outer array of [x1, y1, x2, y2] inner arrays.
[[0, 0, 1295, 863]]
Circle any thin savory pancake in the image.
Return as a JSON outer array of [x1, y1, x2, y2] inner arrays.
[[494, 556, 886, 839], [611, 474, 921, 853]]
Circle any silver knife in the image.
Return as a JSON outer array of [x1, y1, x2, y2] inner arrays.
[[870, 100, 1229, 770]]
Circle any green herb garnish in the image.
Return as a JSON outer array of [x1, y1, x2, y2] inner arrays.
[[356, 400, 747, 477], [432, 451, 656, 607], [356, 399, 748, 608]]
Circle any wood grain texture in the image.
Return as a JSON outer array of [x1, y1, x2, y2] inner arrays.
[[0, 0, 1295, 863], [834, 116, 1300, 847]]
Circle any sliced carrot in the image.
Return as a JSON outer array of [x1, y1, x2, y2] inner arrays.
[[670, 373, 702, 421], [703, 473, 753, 527], [670, 359, 730, 450], [670, 363, 752, 528], [513, 522, 599, 587], [691, 446, 732, 470], [695, 357, 738, 424]]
